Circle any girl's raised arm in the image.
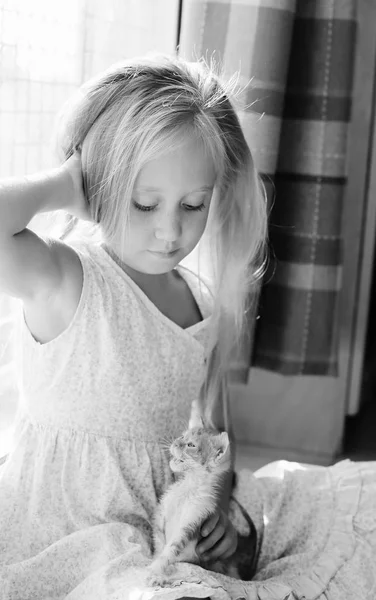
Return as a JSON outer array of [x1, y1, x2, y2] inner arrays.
[[0, 154, 88, 341]]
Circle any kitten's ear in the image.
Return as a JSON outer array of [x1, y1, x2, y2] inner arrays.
[[189, 400, 206, 430], [189, 414, 206, 430], [215, 431, 230, 458]]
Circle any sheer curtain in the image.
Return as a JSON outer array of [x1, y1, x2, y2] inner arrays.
[[0, 0, 179, 179], [0, 0, 180, 456]]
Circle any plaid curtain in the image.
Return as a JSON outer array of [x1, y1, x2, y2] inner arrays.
[[179, 0, 356, 377]]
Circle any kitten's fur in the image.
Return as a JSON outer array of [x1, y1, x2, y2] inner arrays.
[[148, 421, 257, 586]]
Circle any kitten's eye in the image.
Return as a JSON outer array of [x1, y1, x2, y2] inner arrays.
[[187, 442, 196, 448]]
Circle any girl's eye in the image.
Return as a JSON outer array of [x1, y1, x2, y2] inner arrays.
[[187, 442, 196, 448], [183, 203, 205, 212], [133, 201, 156, 212], [133, 199, 206, 212]]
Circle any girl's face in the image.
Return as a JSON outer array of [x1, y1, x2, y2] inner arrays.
[[114, 135, 216, 275]]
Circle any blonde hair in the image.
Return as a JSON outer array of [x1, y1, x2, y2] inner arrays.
[[56, 54, 268, 428]]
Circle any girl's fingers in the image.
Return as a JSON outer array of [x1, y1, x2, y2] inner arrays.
[[200, 512, 219, 538], [202, 531, 237, 561], [201, 537, 236, 561], [219, 536, 238, 560], [197, 521, 225, 555]]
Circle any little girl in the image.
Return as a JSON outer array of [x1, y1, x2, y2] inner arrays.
[[0, 55, 375, 600]]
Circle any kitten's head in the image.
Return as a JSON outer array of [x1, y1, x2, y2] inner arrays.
[[169, 420, 231, 475]]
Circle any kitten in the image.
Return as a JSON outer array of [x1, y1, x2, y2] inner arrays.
[[148, 422, 258, 586]]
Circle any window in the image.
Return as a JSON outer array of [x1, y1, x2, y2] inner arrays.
[[0, 0, 180, 458]]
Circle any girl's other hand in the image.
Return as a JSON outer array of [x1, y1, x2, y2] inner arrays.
[[196, 508, 238, 562], [60, 152, 91, 222]]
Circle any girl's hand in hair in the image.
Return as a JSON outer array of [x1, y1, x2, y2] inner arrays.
[[60, 151, 91, 222]]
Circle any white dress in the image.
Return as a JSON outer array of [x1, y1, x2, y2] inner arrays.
[[0, 241, 375, 600]]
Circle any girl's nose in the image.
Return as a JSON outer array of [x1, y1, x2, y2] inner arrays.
[[154, 210, 182, 243]]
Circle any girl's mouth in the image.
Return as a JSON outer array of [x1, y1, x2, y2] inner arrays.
[[148, 249, 180, 258]]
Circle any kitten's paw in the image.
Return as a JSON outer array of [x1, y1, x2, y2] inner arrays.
[[146, 574, 168, 588], [147, 564, 176, 588], [146, 571, 174, 588]]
